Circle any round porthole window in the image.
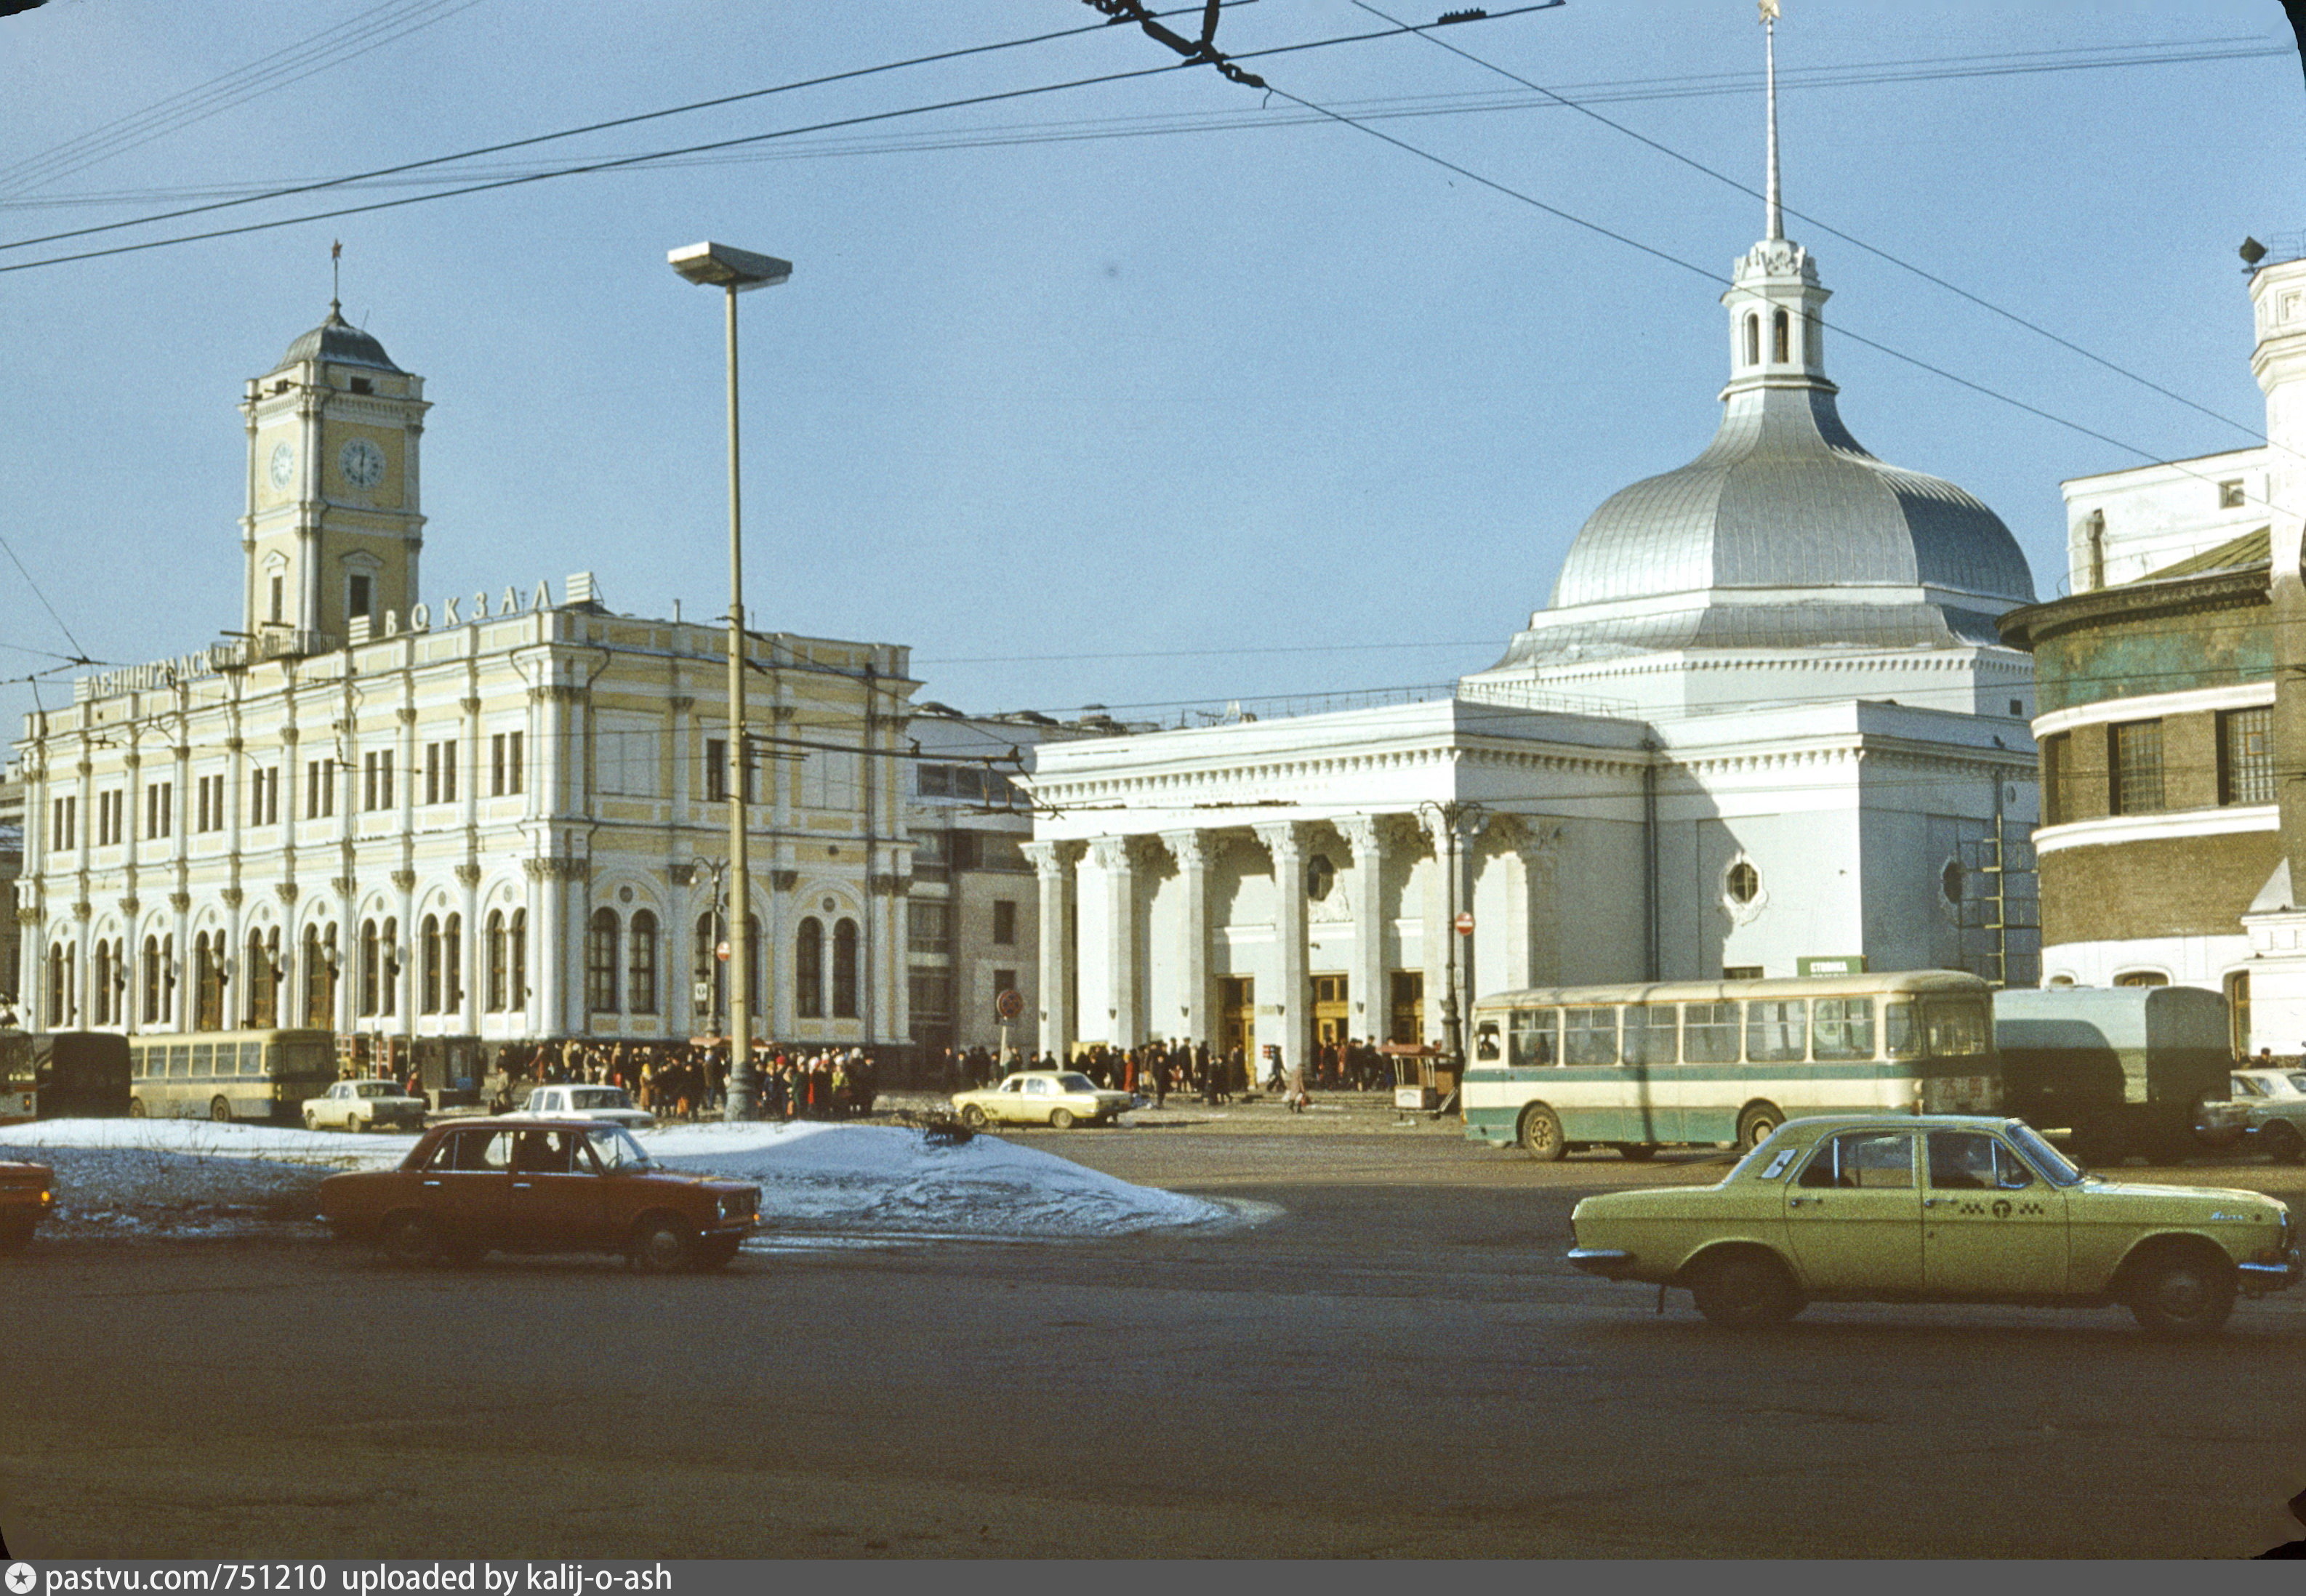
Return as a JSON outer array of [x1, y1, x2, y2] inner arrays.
[[1304, 853, 1335, 902], [821, 896, 837, 914], [1725, 861, 1759, 906], [1940, 860, 1966, 904]]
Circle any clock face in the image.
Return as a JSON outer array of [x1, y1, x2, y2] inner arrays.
[[268, 440, 294, 489], [338, 438, 386, 488]]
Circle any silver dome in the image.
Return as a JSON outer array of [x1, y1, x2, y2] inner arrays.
[[273, 303, 402, 374]]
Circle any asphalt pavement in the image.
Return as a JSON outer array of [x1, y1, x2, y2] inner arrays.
[[3, 1116, 2302, 1559]]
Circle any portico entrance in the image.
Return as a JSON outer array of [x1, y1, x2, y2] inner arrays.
[[1313, 975, 1349, 1046], [1219, 976, 1256, 1057]]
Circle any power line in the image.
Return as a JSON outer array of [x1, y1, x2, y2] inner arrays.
[[0, 1, 1270, 257]]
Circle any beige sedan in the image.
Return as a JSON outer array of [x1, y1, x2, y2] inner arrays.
[[304, 1079, 428, 1132], [952, 1071, 1135, 1130]]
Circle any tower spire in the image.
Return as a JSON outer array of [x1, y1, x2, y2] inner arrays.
[[1761, 0, 1782, 242], [329, 238, 342, 322]]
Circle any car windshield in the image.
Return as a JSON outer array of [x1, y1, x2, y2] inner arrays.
[[356, 1083, 401, 1098], [570, 1088, 631, 1109], [2235, 1076, 2267, 1097], [1056, 1073, 1098, 1092], [2290, 1073, 2306, 1095], [2004, 1121, 2084, 1187], [585, 1127, 655, 1172]]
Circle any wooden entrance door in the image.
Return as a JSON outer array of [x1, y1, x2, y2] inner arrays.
[[1389, 970, 1425, 1046], [1219, 976, 1256, 1058], [1312, 975, 1349, 1046]]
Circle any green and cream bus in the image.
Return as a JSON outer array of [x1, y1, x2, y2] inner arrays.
[[1464, 971, 1998, 1160], [126, 1028, 337, 1124]]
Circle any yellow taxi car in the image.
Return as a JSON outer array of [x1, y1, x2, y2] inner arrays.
[[1567, 1113, 2298, 1338], [951, 1071, 1135, 1131]]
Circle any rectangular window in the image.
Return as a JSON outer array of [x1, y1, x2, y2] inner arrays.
[[1812, 996, 1877, 1061], [347, 573, 372, 619], [2219, 479, 2246, 509], [2040, 732, 2069, 826], [918, 764, 953, 798], [704, 737, 753, 804], [425, 741, 459, 805], [992, 968, 1018, 1006], [97, 789, 121, 847], [194, 773, 225, 834], [363, 750, 395, 812], [305, 758, 334, 819], [992, 898, 1018, 946], [1620, 1004, 1679, 1065], [269, 574, 284, 624], [1684, 1001, 1740, 1063], [908, 900, 952, 955], [1508, 1008, 1558, 1067], [2219, 706, 2275, 807], [2110, 719, 2164, 815], [490, 731, 523, 797], [1884, 1001, 1920, 1059], [1562, 1006, 1618, 1067], [145, 781, 172, 839], [51, 794, 76, 851], [1745, 999, 1809, 1063], [909, 970, 954, 1019], [507, 730, 523, 794]]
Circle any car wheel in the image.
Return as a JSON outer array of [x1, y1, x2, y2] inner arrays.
[[1688, 1249, 1805, 1329], [1519, 1104, 1567, 1162], [127, 1097, 146, 1119], [630, 1215, 698, 1274], [1736, 1104, 1783, 1152], [2263, 1121, 2306, 1166], [1050, 1108, 1076, 1130], [303, 1111, 319, 1132], [208, 1095, 233, 1124], [380, 1212, 443, 1268], [1615, 1143, 1658, 1162], [2124, 1246, 2237, 1339], [958, 1105, 988, 1130]]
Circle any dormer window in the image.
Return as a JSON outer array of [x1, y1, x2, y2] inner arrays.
[[271, 380, 290, 395], [350, 377, 373, 395], [348, 573, 372, 620], [1744, 313, 1761, 367], [1772, 308, 1791, 363]]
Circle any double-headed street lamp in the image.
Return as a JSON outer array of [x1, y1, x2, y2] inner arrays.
[[669, 241, 792, 1121], [1417, 798, 1490, 1087]]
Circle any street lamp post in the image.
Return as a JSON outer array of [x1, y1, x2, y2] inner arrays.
[[1417, 799, 1489, 1089], [669, 241, 792, 1121], [689, 856, 728, 1040]]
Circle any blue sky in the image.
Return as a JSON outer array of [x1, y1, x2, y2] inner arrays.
[[1, 0, 2299, 741]]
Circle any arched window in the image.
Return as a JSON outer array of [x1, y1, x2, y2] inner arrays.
[[629, 910, 659, 1015], [587, 908, 620, 1013], [1772, 307, 1790, 363], [91, 940, 112, 1026], [194, 932, 223, 1031], [694, 912, 719, 1025], [248, 928, 278, 1028], [832, 917, 860, 1019], [747, 914, 763, 1017], [1743, 312, 1760, 367], [796, 917, 824, 1019], [302, 926, 326, 1027], [359, 919, 379, 1017], [381, 917, 398, 1017], [142, 935, 164, 1025], [444, 914, 464, 1012], [47, 943, 71, 1028], [486, 911, 507, 1013], [510, 909, 528, 1011], [420, 914, 442, 1015]]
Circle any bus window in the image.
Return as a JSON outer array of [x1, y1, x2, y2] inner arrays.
[[1885, 1001, 1919, 1058], [1623, 1004, 1678, 1065], [1924, 999, 1990, 1057], [1509, 1009, 1557, 1067], [167, 1047, 190, 1079], [1684, 1002, 1739, 1063], [191, 1044, 214, 1079], [1564, 1007, 1618, 1066], [1813, 996, 1876, 1061], [1474, 1021, 1503, 1063], [1745, 999, 1808, 1063], [241, 1043, 264, 1077]]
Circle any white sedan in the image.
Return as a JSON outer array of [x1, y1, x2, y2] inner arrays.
[[521, 1083, 657, 1129], [951, 1071, 1135, 1130], [304, 1079, 428, 1133]]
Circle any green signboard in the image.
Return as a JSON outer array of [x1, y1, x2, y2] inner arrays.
[[1797, 955, 1868, 976]]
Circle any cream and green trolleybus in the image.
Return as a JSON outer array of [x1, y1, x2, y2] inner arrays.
[[1463, 970, 1999, 1160], [126, 1028, 338, 1123]]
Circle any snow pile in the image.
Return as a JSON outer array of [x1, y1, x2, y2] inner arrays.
[[0, 1117, 1231, 1241], [650, 1121, 1230, 1238]]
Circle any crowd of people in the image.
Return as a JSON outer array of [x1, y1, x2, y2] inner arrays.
[[928, 1036, 1399, 1106], [465, 1039, 883, 1121]]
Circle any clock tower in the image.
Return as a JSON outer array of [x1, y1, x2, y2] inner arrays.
[[240, 299, 428, 654]]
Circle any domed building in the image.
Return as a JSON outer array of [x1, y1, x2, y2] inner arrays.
[[1020, 32, 2042, 1072]]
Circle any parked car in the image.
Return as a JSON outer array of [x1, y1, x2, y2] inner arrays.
[[951, 1071, 1135, 1130], [304, 1079, 429, 1133], [1567, 1113, 2297, 1338], [0, 1161, 55, 1254], [318, 1118, 758, 1270], [1995, 986, 2241, 1164], [2231, 1068, 2306, 1164], [521, 1083, 656, 1129]]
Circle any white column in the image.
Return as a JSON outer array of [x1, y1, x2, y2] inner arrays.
[[1160, 829, 1212, 1047], [1341, 814, 1390, 1046], [1089, 835, 1141, 1047], [1022, 839, 1080, 1058], [1254, 821, 1309, 1081]]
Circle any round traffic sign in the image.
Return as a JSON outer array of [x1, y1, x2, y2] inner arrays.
[[1453, 911, 1475, 934], [716, 940, 731, 962], [995, 988, 1025, 1021]]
